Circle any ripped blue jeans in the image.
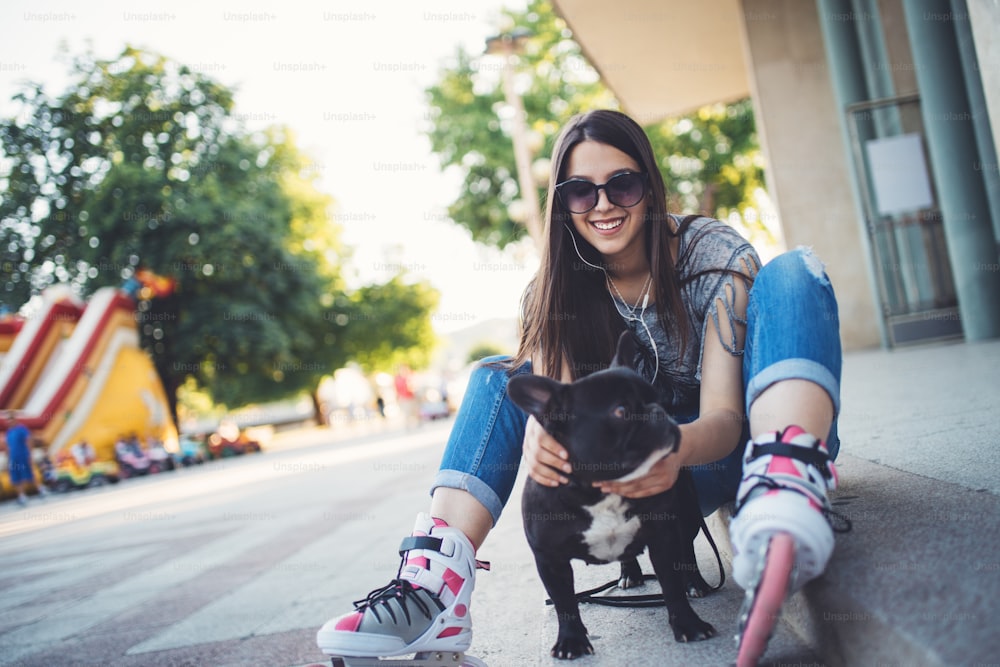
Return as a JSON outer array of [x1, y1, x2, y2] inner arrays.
[[431, 248, 842, 523]]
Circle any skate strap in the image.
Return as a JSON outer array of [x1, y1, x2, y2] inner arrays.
[[399, 535, 446, 556], [397, 534, 488, 601], [749, 442, 834, 480], [399, 564, 448, 597], [399, 535, 488, 568], [734, 475, 852, 534]]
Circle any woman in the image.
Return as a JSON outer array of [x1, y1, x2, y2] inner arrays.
[[317, 110, 843, 664]]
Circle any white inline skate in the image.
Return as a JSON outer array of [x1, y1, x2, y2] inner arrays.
[[317, 514, 488, 667], [729, 426, 845, 666]]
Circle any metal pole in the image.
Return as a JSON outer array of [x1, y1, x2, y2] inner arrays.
[[499, 53, 544, 248]]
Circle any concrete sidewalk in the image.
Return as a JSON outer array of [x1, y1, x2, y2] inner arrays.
[[470, 338, 1000, 666], [790, 338, 1000, 665]]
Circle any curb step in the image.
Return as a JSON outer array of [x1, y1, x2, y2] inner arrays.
[[707, 452, 1000, 666]]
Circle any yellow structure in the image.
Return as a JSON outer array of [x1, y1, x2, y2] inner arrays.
[[1, 286, 177, 495]]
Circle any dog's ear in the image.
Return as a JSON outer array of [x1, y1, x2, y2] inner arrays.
[[609, 330, 639, 371], [507, 375, 563, 421]]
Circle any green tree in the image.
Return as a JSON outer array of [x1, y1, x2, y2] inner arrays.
[[425, 0, 615, 248], [649, 99, 771, 243], [466, 341, 507, 365], [336, 275, 440, 373], [424, 0, 769, 249], [0, 46, 438, 418]]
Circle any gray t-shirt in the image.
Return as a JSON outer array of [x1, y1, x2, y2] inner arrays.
[[619, 216, 760, 416]]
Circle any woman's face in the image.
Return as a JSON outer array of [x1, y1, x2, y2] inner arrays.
[[562, 140, 649, 271]]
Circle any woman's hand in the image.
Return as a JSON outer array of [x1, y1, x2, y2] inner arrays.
[[523, 416, 573, 487], [593, 452, 684, 498]]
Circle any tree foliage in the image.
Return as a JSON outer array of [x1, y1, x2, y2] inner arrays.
[[0, 46, 438, 413], [425, 0, 615, 248], [338, 275, 440, 373], [649, 99, 769, 238], [466, 341, 507, 365], [424, 0, 770, 249]]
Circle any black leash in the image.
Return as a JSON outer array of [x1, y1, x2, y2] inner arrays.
[[544, 515, 726, 608]]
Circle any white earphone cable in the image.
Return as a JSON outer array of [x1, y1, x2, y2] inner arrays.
[[563, 224, 660, 383]]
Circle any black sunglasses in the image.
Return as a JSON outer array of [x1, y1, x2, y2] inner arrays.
[[554, 171, 648, 214]]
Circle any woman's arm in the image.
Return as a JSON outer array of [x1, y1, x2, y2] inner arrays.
[[676, 303, 746, 467]]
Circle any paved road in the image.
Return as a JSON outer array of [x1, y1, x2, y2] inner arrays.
[[0, 421, 456, 667]]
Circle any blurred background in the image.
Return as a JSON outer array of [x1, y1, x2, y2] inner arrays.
[[2, 0, 997, 495]]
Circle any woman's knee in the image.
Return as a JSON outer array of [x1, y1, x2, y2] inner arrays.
[[757, 247, 832, 290], [752, 247, 839, 323]]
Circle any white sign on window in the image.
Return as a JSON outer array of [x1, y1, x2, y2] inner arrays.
[[864, 133, 935, 216]]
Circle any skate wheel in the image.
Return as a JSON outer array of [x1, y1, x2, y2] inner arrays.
[[736, 532, 795, 667]]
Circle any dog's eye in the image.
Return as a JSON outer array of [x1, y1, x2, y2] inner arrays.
[[612, 405, 627, 419]]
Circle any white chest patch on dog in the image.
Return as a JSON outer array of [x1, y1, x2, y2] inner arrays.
[[582, 494, 641, 561]]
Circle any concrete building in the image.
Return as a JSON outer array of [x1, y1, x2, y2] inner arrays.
[[553, 0, 1000, 349]]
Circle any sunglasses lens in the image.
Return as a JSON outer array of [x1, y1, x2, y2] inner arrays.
[[606, 173, 645, 207], [557, 172, 646, 213], [559, 181, 597, 213]]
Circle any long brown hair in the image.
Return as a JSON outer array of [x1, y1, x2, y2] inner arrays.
[[511, 109, 689, 380]]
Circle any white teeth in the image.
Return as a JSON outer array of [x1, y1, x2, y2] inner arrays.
[[593, 218, 623, 230]]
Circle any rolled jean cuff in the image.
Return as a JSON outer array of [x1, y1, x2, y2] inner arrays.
[[431, 469, 505, 526], [745, 358, 841, 417]]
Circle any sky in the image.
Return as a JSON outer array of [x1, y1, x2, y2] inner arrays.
[[0, 0, 537, 332]]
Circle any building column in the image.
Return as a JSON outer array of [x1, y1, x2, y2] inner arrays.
[[951, 0, 1000, 256], [815, 0, 889, 346], [902, 0, 1000, 340]]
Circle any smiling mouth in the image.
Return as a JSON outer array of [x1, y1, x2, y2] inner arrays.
[[591, 217, 624, 231]]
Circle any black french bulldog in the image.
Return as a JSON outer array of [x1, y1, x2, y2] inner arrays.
[[507, 332, 718, 659]]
